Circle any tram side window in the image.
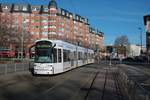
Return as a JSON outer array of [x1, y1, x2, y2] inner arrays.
[[63, 49, 70, 62], [78, 52, 80, 60], [78, 52, 83, 60], [92, 53, 94, 58], [88, 53, 90, 59], [70, 52, 74, 60], [74, 51, 77, 60], [58, 49, 62, 62], [53, 48, 57, 63], [82, 52, 84, 60], [85, 53, 87, 59]]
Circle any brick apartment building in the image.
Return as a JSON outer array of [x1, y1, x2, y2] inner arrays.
[[144, 15, 150, 54], [0, 0, 104, 57]]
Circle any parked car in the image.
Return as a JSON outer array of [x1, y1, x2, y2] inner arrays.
[[122, 57, 135, 62], [0, 49, 16, 58], [134, 56, 148, 63]]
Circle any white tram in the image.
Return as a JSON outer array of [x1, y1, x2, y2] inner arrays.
[[33, 39, 94, 75]]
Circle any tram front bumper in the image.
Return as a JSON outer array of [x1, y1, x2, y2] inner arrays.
[[34, 69, 53, 75], [34, 65, 54, 75]]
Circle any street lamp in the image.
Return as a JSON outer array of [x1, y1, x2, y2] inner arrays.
[[21, 17, 26, 61], [138, 27, 143, 54], [21, 28, 24, 61]]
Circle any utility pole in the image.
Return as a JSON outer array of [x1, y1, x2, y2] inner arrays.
[[21, 27, 24, 61], [138, 27, 143, 54], [21, 15, 25, 61]]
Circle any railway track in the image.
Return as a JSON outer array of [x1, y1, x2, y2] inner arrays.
[[0, 64, 129, 100], [113, 71, 127, 100], [84, 71, 100, 100], [33, 66, 98, 100], [84, 67, 128, 100]]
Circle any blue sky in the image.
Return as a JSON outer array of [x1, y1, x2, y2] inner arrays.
[[1, 0, 150, 46]]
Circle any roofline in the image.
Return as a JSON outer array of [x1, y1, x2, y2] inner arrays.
[[144, 15, 150, 25]]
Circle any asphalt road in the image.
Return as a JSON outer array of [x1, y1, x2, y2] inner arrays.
[[118, 64, 150, 92], [0, 64, 128, 100]]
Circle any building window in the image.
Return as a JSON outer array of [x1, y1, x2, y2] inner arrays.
[[49, 20, 56, 22], [49, 25, 56, 29], [32, 7, 40, 11], [43, 26, 48, 29], [34, 19, 40, 22], [76, 16, 79, 20], [66, 12, 69, 17], [32, 7, 37, 11], [59, 28, 64, 32], [49, 32, 56, 34], [22, 6, 27, 11], [42, 32, 48, 35], [60, 22, 64, 26], [14, 5, 19, 10], [3, 6, 8, 10], [35, 26, 39, 29], [43, 7, 48, 12], [42, 19, 48, 23], [62, 10, 65, 15], [70, 14, 73, 18], [49, 13, 56, 16]]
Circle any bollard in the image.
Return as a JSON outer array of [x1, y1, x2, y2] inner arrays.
[[14, 63, 16, 72], [5, 64, 7, 75], [146, 94, 149, 100], [22, 63, 24, 71]]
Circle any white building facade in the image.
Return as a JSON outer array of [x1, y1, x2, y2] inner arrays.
[[128, 44, 141, 57]]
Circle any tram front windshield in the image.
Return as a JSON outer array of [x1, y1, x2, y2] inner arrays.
[[35, 47, 53, 63]]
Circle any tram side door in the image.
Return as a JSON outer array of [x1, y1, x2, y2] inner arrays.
[[76, 47, 78, 67], [70, 51, 74, 67]]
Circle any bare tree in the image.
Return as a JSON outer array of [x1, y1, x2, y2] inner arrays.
[[0, 16, 31, 51], [114, 35, 130, 57], [0, 22, 11, 48], [114, 35, 130, 46]]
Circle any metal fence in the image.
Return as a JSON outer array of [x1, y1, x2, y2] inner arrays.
[[0, 63, 31, 75], [118, 68, 150, 100]]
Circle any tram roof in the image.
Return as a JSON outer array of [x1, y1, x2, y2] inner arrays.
[[34, 39, 94, 52]]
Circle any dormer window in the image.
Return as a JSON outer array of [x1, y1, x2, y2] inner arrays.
[[3, 6, 8, 10], [80, 17, 82, 21], [32, 6, 40, 11], [81, 18, 85, 22], [14, 5, 19, 10], [85, 19, 88, 23], [76, 15, 79, 20], [62, 10, 65, 15], [66, 12, 69, 17], [69, 14, 73, 18], [57, 8, 61, 14], [43, 7, 48, 12], [32, 7, 37, 11], [22, 6, 27, 11], [2, 5, 11, 12]]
